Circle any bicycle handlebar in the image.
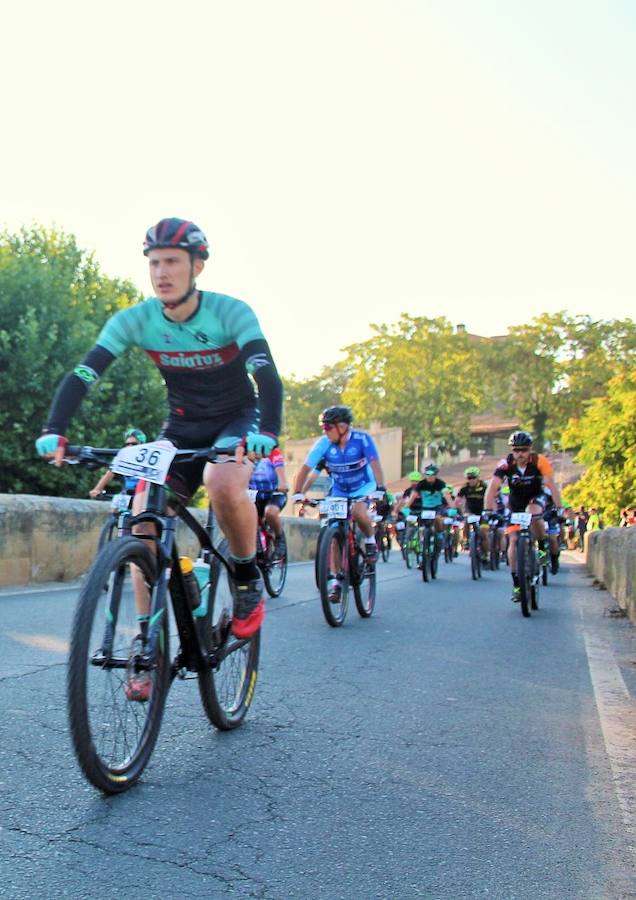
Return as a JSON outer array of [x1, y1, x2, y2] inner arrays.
[[64, 444, 242, 468]]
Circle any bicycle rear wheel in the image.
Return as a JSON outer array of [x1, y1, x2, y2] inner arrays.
[[317, 524, 349, 627], [197, 540, 261, 730], [262, 531, 287, 597], [352, 544, 376, 618], [517, 534, 532, 618], [67, 537, 170, 793]]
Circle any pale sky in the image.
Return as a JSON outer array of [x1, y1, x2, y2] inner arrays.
[[2, 0, 634, 378]]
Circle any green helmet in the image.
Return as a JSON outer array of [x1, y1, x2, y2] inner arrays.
[[124, 427, 146, 443], [407, 471, 421, 482], [464, 466, 480, 478]]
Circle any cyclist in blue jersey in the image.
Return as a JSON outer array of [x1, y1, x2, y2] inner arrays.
[[36, 218, 283, 682], [89, 428, 146, 498], [249, 447, 289, 555], [291, 406, 386, 563]]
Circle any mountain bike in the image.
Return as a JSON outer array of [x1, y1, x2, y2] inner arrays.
[[465, 514, 483, 580], [93, 490, 135, 549], [511, 511, 540, 618], [316, 495, 380, 627], [251, 490, 288, 597], [402, 514, 421, 570], [418, 510, 440, 582], [442, 516, 456, 563], [487, 512, 505, 570], [375, 516, 392, 562], [65, 442, 260, 793]]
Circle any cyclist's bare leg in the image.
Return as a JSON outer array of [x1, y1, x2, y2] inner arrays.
[[264, 503, 282, 538], [129, 483, 172, 616], [508, 530, 519, 570], [203, 455, 256, 559], [351, 501, 373, 538]]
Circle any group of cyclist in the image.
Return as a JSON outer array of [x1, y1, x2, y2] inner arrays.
[[34, 215, 570, 705]]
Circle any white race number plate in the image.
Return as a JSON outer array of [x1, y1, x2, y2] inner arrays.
[[420, 510, 436, 520], [246, 489, 259, 502], [510, 512, 532, 527], [111, 441, 177, 485], [325, 498, 348, 519], [466, 514, 481, 524]]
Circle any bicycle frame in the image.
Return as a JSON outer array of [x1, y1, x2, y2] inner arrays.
[[75, 445, 244, 679]]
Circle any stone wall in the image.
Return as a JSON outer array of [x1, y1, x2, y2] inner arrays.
[[0, 494, 320, 587], [586, 527, 636, 622]]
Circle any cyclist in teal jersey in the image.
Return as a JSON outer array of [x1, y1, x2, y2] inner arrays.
[[36, 218, 283, 657], [400, 463, 455, 534]]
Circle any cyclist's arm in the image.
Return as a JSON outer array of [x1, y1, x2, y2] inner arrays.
[[369, 457, 386, 490], [89, 469, 115, 497], [242, 339, 283, 438], [543, 474, 561, 508], [275, 465, 289, 493], [441, 489, 454, 508], [44, 345, 116, 436], [484, 475, 502, 510], [293, 463, 312, 495]]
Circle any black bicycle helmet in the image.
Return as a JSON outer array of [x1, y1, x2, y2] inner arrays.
[[508, 430, 533, 448], [143, 218, 210, 259], [320, 405, 353, 426]]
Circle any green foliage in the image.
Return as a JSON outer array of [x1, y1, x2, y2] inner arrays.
[[283, 361, 354, 439], [341, 315, 483, 453], [0, 226, 165, 496], [483, 312, 636, 450], [562, 371, 636, 524]]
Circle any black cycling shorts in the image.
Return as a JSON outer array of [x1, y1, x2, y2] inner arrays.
[[159, 407, 259, 500]]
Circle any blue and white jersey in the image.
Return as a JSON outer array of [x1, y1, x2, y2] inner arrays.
[[304, 430, 378, 498]]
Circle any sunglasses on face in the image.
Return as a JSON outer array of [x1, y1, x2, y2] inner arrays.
[[125, 441, 139, 447], [512, 448, 530, 454], [322, 423, 338, 432]]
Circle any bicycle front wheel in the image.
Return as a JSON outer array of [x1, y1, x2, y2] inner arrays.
[[517, 533, 532, 618], [67, 537, 170, 793], [317, 524, 349, 627], [97, 515, 117, 551], [262, 531, 288, 598], [352, 545, 376, 618], [197, 540, 261, 730], [404, 527, 415, 569], [420, 530, 430, 582], [469, 529, 480, 580]]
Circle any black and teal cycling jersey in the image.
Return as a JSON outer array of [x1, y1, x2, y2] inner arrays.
[[414, 478, 449, 510], [45, 291, 282, 437]]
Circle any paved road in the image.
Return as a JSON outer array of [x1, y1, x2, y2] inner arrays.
[[1, 550, 635, 899]]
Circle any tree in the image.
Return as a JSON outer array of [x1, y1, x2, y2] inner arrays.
[[282, 361, 354, 439], [0, 226, 165, 496], [562, 371, 636, 524], [341, 315, 483, 456], [482, 312, 636, 450]]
